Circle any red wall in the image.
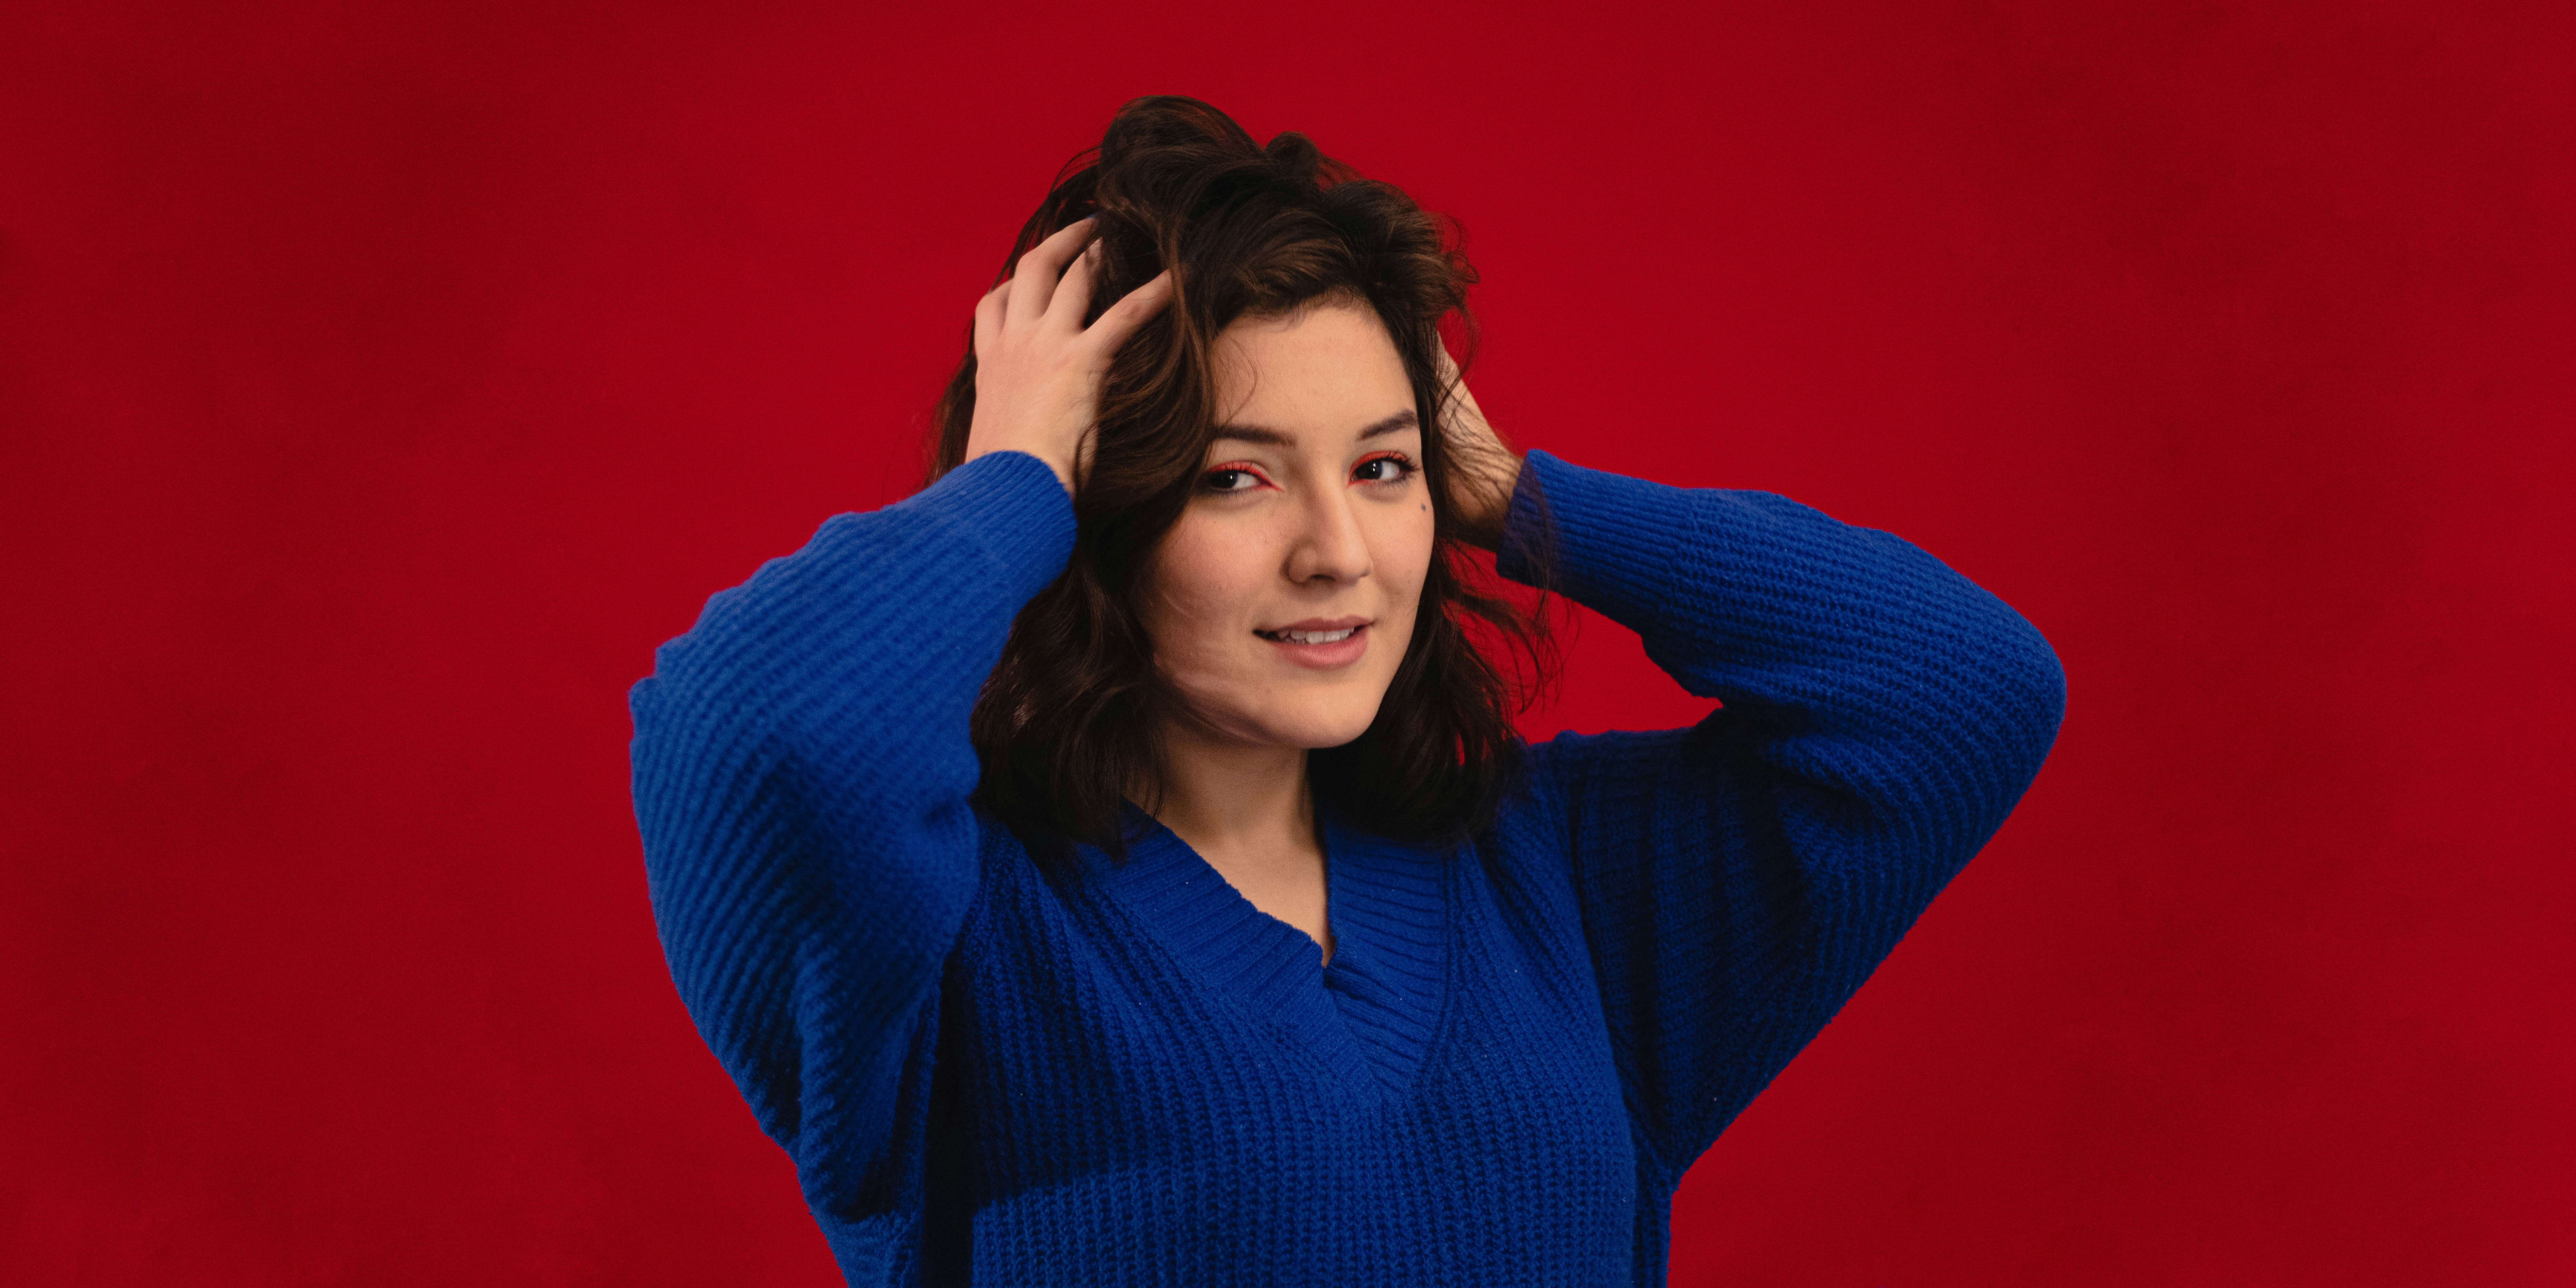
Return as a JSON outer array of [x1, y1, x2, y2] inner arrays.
[[5, 1, 2569, 1282]]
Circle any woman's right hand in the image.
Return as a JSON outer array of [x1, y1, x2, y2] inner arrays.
[[963, 218, 1175, 496]]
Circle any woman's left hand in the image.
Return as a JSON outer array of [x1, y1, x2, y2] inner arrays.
[[1434, 344, 1523, 551]]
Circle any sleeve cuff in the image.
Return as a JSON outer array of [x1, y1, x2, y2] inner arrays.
[[894, 450, 1079, 604], [1493, 449, 1694, 636]]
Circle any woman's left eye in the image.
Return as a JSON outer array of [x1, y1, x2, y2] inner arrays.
[[1352, 452, 1415, 484]]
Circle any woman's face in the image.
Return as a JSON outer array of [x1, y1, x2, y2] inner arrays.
[[1138, 296, 1435, 753]]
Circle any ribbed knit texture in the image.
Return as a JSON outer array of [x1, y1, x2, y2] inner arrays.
[[628, 448, 2067, 1286]]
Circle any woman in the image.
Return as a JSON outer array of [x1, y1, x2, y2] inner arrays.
[[630, 96, 2066, 1286]]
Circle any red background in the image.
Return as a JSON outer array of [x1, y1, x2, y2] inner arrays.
[[5, 0, 2570, 1282]]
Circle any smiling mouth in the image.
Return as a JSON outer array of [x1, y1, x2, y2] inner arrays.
[[1255, 626, 1361, 644]]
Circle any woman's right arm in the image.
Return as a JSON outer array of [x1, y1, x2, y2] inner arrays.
[[625, 219, 1170, 1181], [627, 449, 1073, 1154]]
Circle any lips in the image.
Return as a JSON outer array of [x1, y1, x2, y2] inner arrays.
[[1255, 616, 1372, 669], [1260, 625, 1359, 644], [1253, 616, 1370, 644]]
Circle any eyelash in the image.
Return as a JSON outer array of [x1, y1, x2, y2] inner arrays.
[[1198, 464, 1271, 493], [1352, 450, 1417, 485], [1199, 451, 1417, 494]]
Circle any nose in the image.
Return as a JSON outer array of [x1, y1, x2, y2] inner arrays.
[[1283, 478, 1372, 586]]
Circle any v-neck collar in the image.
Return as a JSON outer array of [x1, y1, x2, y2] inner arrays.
[[1074, 804, 1451, 1096]]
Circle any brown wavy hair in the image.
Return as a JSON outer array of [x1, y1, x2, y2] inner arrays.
[[925, 95, 1555, 862]]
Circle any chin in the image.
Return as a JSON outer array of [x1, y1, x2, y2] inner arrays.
[[1168, 674, 1393, 751], [1257, 706, 1382, 751], [1294, 726, 1376, 752], [1269, 673, 1403, 749], [1216, 701, 1381, 752]]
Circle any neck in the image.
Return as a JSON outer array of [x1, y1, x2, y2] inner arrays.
[[1141, 715, 1316, 870]]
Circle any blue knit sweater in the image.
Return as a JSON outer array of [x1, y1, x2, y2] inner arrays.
[[628, 448, 2066, 1286]]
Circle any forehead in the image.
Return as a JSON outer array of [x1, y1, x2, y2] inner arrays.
[[1209, 298, 1413, 432]]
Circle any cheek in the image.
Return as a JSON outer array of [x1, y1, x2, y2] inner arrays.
[[1374, 503, 1438, 628], [1141, 518, 1263, 672]]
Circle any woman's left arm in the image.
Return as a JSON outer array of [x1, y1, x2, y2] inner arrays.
[[1445, 373, 2067, 1187]]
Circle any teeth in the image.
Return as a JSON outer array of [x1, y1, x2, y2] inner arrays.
[[1274, 627, 1358, 644]]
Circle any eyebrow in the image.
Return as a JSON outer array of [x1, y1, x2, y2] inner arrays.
[[1209, 409, 1419, 448]]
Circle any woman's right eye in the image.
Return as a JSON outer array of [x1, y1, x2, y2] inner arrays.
[[1201, 465, 1271, 493]]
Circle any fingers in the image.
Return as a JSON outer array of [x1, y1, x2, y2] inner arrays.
[[1432, 341, 1473, 417], [971, 246, 1166, 384], [972, 278, 1009, 359], [1084, 269, 1174, 360], [1004, 218, 1099, 328], [1050, 238, 1100, 331], [1430, 341, 1490, 432]]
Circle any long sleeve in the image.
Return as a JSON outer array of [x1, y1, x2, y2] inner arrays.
[[1495, 449, 2067, 1188], [625, 450, 1075, 1214]]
